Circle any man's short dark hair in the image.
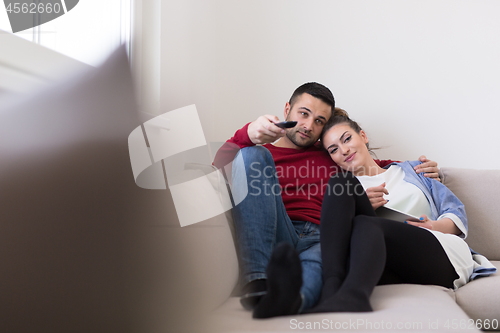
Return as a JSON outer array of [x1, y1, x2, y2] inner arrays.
[[289, 82, 335, 111]]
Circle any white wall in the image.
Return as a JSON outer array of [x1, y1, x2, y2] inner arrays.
[[159, 0, 500, 169], [131, 0, 161, 116]]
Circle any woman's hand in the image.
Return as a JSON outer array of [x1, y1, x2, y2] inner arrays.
[[414, 155, 441, 182], [406, 215, 461, 235], [365, 183, 388, 210], [406, 215, 434, 230]]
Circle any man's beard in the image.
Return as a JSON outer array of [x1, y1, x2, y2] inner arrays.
[[285, 128, 317, 148]]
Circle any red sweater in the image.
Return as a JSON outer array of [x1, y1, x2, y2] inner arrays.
[[214, 123, 394, 225]]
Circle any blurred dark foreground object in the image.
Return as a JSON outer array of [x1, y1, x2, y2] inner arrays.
[[0, 46, 236, 333]]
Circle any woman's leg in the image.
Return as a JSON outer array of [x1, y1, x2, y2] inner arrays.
[[308, 214, 387, 313], [376, 218, 458, 288], [309, 218, 458, 313], [314, 173, 377, 307], [309, 173, 458, 313]]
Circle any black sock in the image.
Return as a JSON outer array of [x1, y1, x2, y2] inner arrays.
[[253, 243, 302, 319], [240, 279, 267, 310]]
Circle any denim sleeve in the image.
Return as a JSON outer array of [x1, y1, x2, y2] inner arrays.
[[419, 169, 468, 238]]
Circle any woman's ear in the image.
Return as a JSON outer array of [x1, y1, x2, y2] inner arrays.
[[360, 130, 369, 144]]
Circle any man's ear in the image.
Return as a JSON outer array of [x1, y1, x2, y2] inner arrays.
[[284, 102, 291, 119]]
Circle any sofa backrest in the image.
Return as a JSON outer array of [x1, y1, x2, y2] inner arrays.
[[440, 167, 500, 261]]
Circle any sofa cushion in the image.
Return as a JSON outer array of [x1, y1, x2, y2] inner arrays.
[[455, 261, 500, 331], [209, 284, 478, 333], [440, 167, 500, 260]]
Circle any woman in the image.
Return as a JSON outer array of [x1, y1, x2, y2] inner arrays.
[[306, 110, 495, 313]]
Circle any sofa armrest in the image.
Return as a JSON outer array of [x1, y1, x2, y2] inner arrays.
[[440, 167, 500, 260]]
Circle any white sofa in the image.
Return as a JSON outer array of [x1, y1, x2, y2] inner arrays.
[[197, 166, 500, 333]]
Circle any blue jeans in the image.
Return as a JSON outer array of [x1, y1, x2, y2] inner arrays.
[[230, 146, 322, 312]]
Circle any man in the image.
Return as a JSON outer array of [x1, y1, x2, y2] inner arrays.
[[213, 82, 439, 318]]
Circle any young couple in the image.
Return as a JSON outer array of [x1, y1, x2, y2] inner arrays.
[[213, 82, 494, 319]]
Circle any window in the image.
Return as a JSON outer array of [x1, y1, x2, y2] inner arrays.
[[0, 0, 131, 66]]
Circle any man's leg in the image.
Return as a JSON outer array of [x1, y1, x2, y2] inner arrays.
[[252, 242, 303, 318], [295, 227, 322, 312], [252, 222, 322, 318], [230, 146, 299, 309]]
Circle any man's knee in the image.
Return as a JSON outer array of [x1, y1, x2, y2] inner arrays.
[[240, 146, 273, 167], [231, 146, 279, 202], [236, 146, 277, 180]]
